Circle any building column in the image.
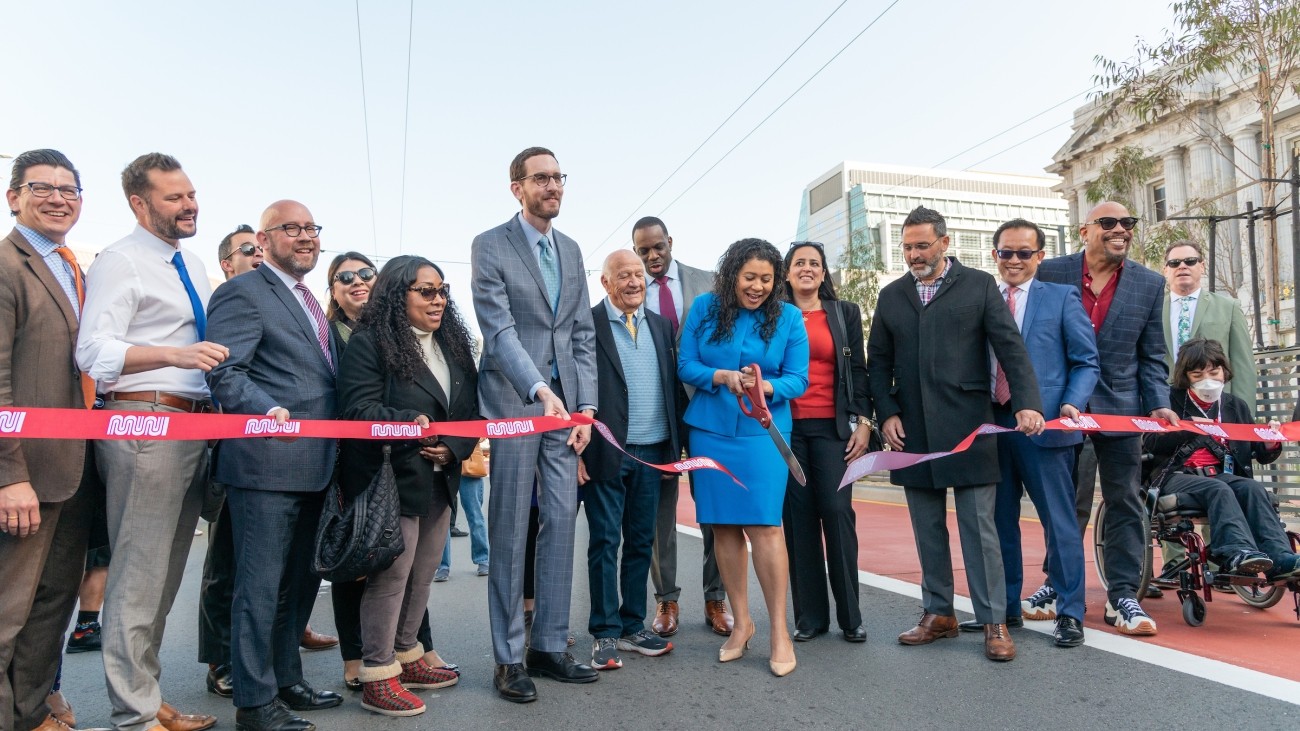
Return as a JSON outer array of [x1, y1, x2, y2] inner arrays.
[[1232, 126, 1270, 344], [1162, 147, 1187, 216], [1187, 139, 1218, 200]]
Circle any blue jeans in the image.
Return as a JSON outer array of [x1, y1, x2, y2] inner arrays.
[[583, 442, 666, 638], [440, 476, 489, 570]]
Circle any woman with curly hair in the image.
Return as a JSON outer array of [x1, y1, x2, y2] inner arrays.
[[336, 255, 480, 716], [678, 238, 809, 677]]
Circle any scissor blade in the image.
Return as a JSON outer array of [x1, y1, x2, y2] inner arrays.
[[765, 422, 806, 486]]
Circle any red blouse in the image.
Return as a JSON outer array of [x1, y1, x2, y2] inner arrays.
[[792, 309, 836, 420]]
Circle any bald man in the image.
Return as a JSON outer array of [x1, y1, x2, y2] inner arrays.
[[206, 200, 342, 731]]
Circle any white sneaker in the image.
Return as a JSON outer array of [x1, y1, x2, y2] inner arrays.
[[1104, 598, 1157, 636], [1021, 584, 1058, 621]]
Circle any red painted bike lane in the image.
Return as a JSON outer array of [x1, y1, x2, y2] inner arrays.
[[675, 487, 1300, 683]]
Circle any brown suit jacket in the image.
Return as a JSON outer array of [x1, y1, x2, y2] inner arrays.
[[0, 228, 88, 502]]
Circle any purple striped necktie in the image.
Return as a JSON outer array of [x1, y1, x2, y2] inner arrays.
[[294, 282, 335, 371]]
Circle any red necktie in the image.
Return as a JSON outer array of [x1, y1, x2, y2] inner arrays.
[[55, 246, 96, 409], [993, 286, 1017, 406], [655, 275, 679, 333]]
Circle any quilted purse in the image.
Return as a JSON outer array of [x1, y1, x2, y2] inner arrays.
[[313, 444, 405, 582]]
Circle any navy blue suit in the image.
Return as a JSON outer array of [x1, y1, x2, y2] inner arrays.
[[1038, 253, 1170, 604], [206, 263, 339, 708], [991, 279, 1099, 621]]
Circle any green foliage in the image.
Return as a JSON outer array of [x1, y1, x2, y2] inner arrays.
[[1084, 145, 1158, 212], [837, 227, 884, 329]]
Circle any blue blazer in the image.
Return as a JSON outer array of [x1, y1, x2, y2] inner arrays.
[[1038, 252, 1170, 416], [1015, 280, 1100, 448], [678, 293, 809, 437]]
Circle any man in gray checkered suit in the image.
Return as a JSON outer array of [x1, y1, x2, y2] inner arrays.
[[471, 147, 600, 703]]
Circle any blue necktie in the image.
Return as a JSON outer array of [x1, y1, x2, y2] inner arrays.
[[538, 235, 560, 314], [171, 251, 207, 340]]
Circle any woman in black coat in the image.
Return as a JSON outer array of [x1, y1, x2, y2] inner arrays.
[[1143, 338, 1299, 581], [336, 255, 480, 717]]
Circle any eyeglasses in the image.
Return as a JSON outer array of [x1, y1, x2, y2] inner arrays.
[[17, 182, 83, 201], [333, 268, 376, 285], [1087, 216, 1139, 231], [265, 223, 323, 237], [409, 283, 451, 301], [901, 240, 940, 253], [1165, 256, 1203, 269], [513, 173, 567, 188], [222, 243, 263, 261], [994, 249, 1042, 261]]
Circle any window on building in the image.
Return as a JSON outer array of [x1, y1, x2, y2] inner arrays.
[[1152, 182, 1168, 221], [958, 232, 981, 250], [809, 177, 842, 215]]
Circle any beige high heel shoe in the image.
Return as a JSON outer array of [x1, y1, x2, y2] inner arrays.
[[719, 623, 755, 662], [769, 657, 797, 677]]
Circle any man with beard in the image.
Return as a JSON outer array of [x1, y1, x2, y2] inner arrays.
[[1031, 201, 1178, 637], [78, 153, 226, 731], [471, 147, 599, 702], [205, 201, 343, 731]]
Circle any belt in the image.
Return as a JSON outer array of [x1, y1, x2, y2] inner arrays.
[[1182, 465, 1219, 477], [106, 390, 214, 414]]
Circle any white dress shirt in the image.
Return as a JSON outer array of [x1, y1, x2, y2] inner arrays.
[[989, 278, 1032, 392], [1168, 288, 1201, 348], [76, 225, 213, 399], [644, 258, 686, 325]]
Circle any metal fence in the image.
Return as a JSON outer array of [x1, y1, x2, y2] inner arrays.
[[1253, 346, 1300, 517]]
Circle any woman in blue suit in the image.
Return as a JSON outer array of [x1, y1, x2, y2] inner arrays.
[[679, 239, 809, 677]]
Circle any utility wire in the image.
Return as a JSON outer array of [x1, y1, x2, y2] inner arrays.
[[398, 0, 415, 253], [582, 0, 857, 263], [354, 0, 380, 253]]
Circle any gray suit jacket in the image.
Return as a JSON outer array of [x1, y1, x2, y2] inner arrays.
[[675, 260, 713, 342], [205, 264, 338, 492], [471, 216, 597, 416], [1162, 290, 1255, 414]]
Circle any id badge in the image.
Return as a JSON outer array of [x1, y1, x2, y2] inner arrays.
[[1223, 453, 1235, 475]]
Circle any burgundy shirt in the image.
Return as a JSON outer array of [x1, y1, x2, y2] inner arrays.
[[1081, 257, 1123, 334]]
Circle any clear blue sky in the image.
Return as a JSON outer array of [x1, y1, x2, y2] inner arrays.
[[1, 0, 1173, 320]]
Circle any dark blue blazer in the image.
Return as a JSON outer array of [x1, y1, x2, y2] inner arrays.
[[1014, 279, 1100, 448], [1037, 252, 1170, 416], [206, 264, 339, 492]]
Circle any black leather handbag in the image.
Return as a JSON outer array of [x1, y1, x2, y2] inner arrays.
[[313, 445, 405, 583]]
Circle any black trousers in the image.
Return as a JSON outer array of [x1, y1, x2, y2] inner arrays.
[[781, 418, 861, 632], [1067, 434, 1145, 603], [197, 496, 235, 665]]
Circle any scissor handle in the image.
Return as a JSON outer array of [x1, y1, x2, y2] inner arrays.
[[735, 362, 771, 427]]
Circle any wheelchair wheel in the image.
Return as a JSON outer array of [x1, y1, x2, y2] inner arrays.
[[1232, 582, 1286, 609], [1180, 591, 1206, 626], [1093, 499, 1154, 598]]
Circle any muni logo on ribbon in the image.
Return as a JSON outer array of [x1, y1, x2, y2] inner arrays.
[[371, 424, 422, 438], [486, 419, 536, 437], [106, 414, 170, 437], [0, 410, 26, 434], [244, 418, 301, 436]]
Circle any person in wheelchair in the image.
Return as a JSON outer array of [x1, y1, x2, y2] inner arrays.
[[1142, 338, 1300, 582]]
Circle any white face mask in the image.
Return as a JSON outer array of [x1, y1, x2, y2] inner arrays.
[[1191, 378, 1224, 402]]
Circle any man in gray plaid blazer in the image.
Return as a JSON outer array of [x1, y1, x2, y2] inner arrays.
[[472, 147, 600, 702]]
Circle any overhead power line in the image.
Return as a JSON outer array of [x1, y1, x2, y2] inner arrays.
[[398, 0, 415, 253], [354, 0, 380, 254]]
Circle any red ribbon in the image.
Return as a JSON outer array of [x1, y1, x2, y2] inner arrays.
[[838, 413, 1293, 489]]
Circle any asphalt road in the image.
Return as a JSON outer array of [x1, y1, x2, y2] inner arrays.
[[57, 511, 1300, 730]]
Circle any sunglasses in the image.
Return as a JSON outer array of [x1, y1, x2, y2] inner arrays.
[[787, 240, 825, 252], [1165, 257, 1203, 269], [333, 268, 376, 285], [409, 283, 451, 301], [1088, 216, 1139, 231], [222, 243, 263, 260], [994, 249, 1041, 261]]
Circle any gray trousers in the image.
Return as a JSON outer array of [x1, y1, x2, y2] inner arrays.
[[362, 499, 450, 667], [97, 404, 207, 731], [651, 474, 724, 603], [904, 484, 1006, 623], [0, 455, 95, 731]]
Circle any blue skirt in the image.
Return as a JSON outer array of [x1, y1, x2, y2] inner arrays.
[[689, 427, 789, 526]]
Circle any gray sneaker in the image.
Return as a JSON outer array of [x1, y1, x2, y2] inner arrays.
[[433, 567, 450, 582], [616, 629, 673, 657], [591, 637, 622, 670]]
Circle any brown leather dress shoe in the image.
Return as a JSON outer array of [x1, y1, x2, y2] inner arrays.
[[897, 613, 958, 645], [47, 691, 75, 727], [32, 714, 110, 731], [300, 625, 340, 651], [652, 600, 679, 637], [704, 600, 733, 636], [157, 701, 217, 731], [983, 624, 1016, 662]]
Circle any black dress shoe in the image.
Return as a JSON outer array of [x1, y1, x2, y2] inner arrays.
[[495, 663, 538, 703], [792, 628, 826, 642], [525, 649, 599, 683], [276, 682, 343, 711], [207, 663, 234, 698], [235, 700, 315, 731], [843, 625, 868, 643], [958, 616, 1023, 632], [1053, 616, 1085, 648]]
